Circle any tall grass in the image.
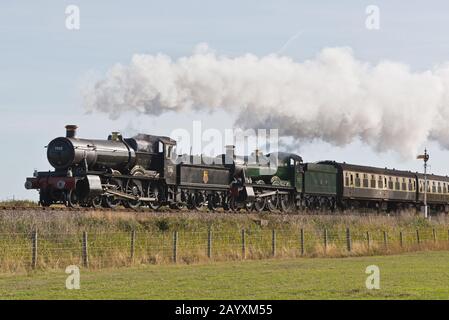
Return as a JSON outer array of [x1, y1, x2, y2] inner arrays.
[[1, 208, 449, 273]]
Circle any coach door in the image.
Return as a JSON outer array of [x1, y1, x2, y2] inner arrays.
[[345, 171, 355, 197]]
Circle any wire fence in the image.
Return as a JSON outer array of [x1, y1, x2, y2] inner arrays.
[[1, 227, 449, 272]]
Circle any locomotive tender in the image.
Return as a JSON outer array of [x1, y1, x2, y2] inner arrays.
[[25, 125, 449, 213]]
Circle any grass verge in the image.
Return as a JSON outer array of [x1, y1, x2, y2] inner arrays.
[[1, 251, 448, 299]]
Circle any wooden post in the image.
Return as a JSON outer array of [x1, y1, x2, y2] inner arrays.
[[300, 229, 305, 256], [400, 231, 403, 248], [207, 229, 212, 259], [366, 231, 370, 250], [433, 228, 437, 243], [383, 231, 388, 249], [346, 228, 352, 252], [130, 230, 136, 261], [173, 231, 178, 263], [82, 231, 89, 268], [323, 229, 328, 253], [241, 229, 246, 259], [271, 229, 276, 257], [31, 230, 37, 269], [416, 229, 420, 244]]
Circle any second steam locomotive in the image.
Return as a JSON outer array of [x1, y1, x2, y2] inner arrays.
[[25, 125, 449, 213]]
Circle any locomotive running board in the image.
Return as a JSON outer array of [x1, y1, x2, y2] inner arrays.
[[105, 189, 156, 202]]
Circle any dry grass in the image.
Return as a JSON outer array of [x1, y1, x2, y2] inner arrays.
[[1, 208, 449, 273]]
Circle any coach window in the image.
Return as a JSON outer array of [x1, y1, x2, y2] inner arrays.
[[444, 183, 448, 194], [438, 182, 442, 193], [378, 175, 383, 189], [413, 180, 416, 191], [355, 173, 361, 187], [408, 179, 413, 191], [387, 177, 393, 190], [401, 178, 407, 191], [345, 173, 350, 186], [432, 181, 436, 193], [363, 174, 368, 188], [370, 175, 376, 188], [395, 177, 400, 190]]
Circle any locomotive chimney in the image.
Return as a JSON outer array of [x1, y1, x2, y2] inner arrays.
[[65, 125, 78, 138], [225, 145, 235, 164], [254, 149, 261, 164]]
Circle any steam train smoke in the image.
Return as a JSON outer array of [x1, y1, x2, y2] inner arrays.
[[82, 44, 449, 157]]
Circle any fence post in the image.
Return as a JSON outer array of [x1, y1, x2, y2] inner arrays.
[[82, 231, 89, 268], [130, 229, 136, 261], [383, 231, 388, 249], [241, 229, 246, 259], [207, 228, 212, 259], [346, 228, 352, 252], [173, 231, 178, 263], [416, 229, 420, 245], [300, 229, 305, 256], [433, 228, 437, 243], [324, 229, 328, 253], [31, 230, 37, 269], [366, 231, 370, 250], [400, 231, 403, 248], [271, 229, 276, 257]]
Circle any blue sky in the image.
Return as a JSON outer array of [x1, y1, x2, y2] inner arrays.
[[1, 0, 449, 200]]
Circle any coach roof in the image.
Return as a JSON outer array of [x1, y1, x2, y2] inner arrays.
[[318, 161, 416, 178]]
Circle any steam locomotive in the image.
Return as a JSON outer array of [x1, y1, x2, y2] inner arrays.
[[25, 125, 449, 213]]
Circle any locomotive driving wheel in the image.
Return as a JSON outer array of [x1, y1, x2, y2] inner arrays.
[[123, 179, 142, 210], [254, 196, 266, 212], [266, 193, 279, 212], [147, 184, 162, 210], [279, 193, 293, 212], [103, 178, 122, 209]]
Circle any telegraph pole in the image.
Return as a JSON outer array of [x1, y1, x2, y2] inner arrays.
[[417, 149, 430, 218]]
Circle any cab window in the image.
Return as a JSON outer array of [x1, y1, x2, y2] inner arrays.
[[165, 144, 176, 159]]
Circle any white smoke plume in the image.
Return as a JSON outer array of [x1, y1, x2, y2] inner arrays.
[[83, 44, 449, 157]]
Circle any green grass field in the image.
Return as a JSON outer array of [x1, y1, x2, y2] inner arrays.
[[1, 251, 449, 299]]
